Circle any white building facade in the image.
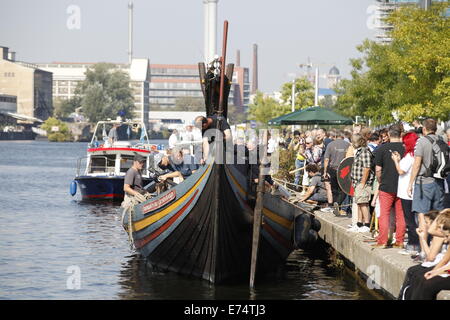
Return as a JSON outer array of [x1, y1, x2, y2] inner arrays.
[[38, 59, 150, 125]]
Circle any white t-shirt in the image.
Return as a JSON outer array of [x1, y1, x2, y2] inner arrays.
[[267, 138, 277, 154], [168, 134, 178, 148], [397, 153, 414, 200]]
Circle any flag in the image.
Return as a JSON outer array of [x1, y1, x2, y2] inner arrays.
[[140, 128, 146, 143]]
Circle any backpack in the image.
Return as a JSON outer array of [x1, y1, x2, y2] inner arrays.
[[424, 135, 450, 179]]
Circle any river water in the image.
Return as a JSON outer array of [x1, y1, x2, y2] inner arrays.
[[0, 141, 376, 300]]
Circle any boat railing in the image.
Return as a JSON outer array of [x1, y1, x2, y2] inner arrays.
[[76, 157, 88, 177], [173, 140, 203, 154]]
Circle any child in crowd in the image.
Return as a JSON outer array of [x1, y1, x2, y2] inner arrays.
[[399, 210, 450, 300]]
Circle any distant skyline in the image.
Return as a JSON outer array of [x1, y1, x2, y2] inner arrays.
[[0, 0, 377, 92]]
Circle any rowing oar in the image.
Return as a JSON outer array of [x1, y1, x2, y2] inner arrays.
[[289, 166, 306, 174], [249, 129, 268, 288]]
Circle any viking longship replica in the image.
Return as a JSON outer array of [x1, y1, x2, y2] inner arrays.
[[122, 21, 318, 284]]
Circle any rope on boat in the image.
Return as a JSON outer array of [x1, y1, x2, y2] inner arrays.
[[272, 178, 307, 191], [127, 203, 135, 249], [123, 193, 154, 250], [273, 177, 353, 211]]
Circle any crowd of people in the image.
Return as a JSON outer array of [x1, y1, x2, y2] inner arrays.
[[168, 125, 203, 149], [123, 114, 450, 300], [268, 118, 450, 300]]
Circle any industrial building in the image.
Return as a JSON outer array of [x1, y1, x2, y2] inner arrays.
[[37, 59, 151, 126], [149, 63, 250, 111], [0, 94, 17, 114], [374, 0, 447, 43], [0, 47, 53, 121]]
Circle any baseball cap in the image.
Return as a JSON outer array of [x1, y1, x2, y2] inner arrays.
[[134, 154, 146, 162]]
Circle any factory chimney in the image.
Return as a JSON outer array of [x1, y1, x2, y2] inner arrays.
[[251, 44, 258, 94], [203, 0, 218, 64], [128, 2, 133, 64], [236, 49, 240, 67]]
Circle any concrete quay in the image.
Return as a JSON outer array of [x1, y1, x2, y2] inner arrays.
[[313, 210, 450, 300]]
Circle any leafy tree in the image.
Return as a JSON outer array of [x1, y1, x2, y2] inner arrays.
[[248, 92, 281, 126], [272, 148, 296, 182], [173, 97, 205, 111], [75, 63, 134, 123], [335, 3, 450, 125], [41, 117, 72, 142], [319, 95, 336, 109], [53, 97, 81, 118], [280, 77, 315, 110], [227, 104, 248, 125]]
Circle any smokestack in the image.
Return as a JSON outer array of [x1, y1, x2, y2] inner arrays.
[[203, 0, 210, 63], [236, 49, 240, 67], [128, 1, 133, 64], [252, 44, 258, 94], [208, 0, 218, 63]]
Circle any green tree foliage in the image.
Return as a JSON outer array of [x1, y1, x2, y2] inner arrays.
[[248, 92, 281, 126], [280, 77, 315, 111], [41, 117, 72, 142], [335, 3, 450, 125], [173, 97, 205, 111], [53, 97, 81, 118], [227, 104, 248, 125], [75, 63, 135, 123], [272, 148, 296, 182], [319, 95, 336, 108]]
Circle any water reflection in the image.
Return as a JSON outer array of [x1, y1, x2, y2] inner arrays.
[[116, 248, 377, 300]]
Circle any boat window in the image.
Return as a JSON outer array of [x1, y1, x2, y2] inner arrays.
[[89, 155, 116, 173], [120, 155, 137, 173]]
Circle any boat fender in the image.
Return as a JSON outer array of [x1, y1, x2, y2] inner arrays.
[[310, 216, 321, 232], [294, 213, 311, 248], [70, 180, 77, 196]]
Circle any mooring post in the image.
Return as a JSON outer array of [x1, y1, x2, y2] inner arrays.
[[249, 129, 268, 288]]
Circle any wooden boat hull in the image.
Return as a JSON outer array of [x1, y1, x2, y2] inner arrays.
[[125, 161, 297, 283]]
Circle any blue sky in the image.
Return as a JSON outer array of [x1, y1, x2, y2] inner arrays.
[[0, 0, 378, 92]]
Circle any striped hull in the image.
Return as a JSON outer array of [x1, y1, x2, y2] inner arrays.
[[76, 176, 150, 201], [125, 162, 295, 284]]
